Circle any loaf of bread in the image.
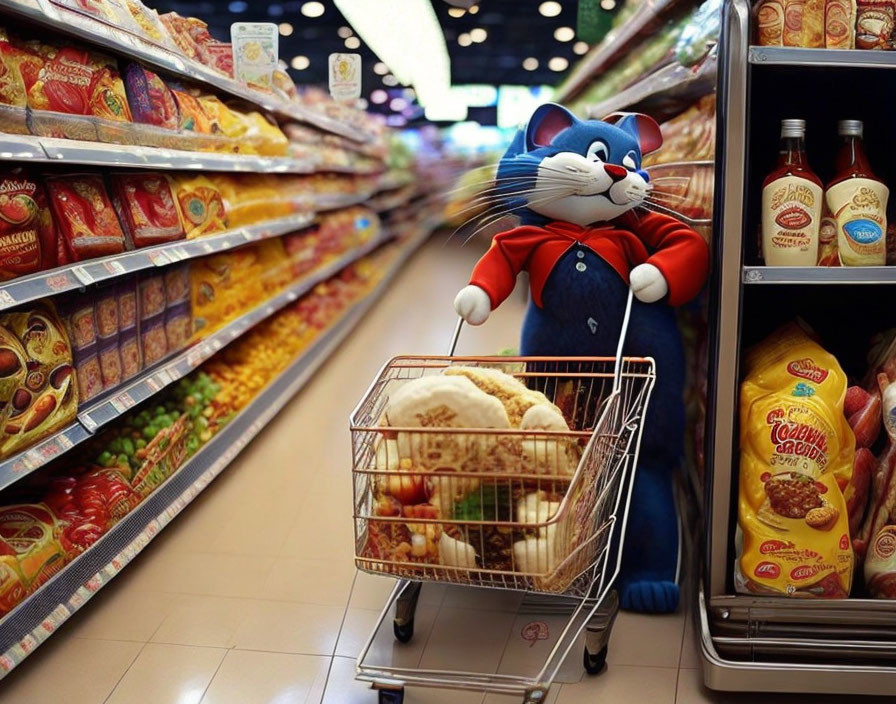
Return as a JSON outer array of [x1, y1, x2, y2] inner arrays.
[[756, 0, 786, 45], [825, 0, 857, 47]]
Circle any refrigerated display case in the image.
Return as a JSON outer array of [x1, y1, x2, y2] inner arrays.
[[700, 0, 896, 693]]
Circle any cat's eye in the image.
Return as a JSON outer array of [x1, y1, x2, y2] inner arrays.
[[586, 141, 609, 162], [622, 152, 638, 171]]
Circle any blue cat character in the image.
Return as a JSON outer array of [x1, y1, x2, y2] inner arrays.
[[454, 103, 710, 614]]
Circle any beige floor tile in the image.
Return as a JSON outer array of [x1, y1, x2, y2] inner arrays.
[[200, 649, 330, 704], [441, 584, 525, 612], [336, 608, 380, 658], [680, 610, 701, 669], [322, 655, 377, 704], [349, 571, 399, 610], [232, 599, 345, 655], [352, 603, 441, 672], [554, 664, 678, 704], [151, 594, 249, 648], [605, 609, 686, 669], [262, 557, 356, 606], [63, 581, 173, 643], [207, 505, 297, 556], [280, 505, 356, 560], [418, 607, 517, 673], [403, 687, 485, 703], [105, 642, 226, 704], [1, 637, 142, 704], [484, 688, 561, 704]]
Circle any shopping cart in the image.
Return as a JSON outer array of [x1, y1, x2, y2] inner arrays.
[[349, 290, 656, 703]]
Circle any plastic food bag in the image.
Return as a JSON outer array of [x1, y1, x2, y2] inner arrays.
[[736, 323, 855, 597], [45, 174, 126, 261], [675, 0, 722, 65]]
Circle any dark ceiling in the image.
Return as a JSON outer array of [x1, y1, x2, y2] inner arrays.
[[150, 0, 589, 108]]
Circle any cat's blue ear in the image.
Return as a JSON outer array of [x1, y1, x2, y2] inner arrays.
[[604, 112, 663, 154], [525, 103, 576, 151]]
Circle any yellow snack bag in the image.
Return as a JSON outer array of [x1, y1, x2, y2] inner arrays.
[[736, 323, 854, 598]]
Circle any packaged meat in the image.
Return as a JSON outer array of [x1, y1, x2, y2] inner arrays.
[[736, 323, 854, 598], [168, 174, 227, 238], [122, 63, 179, 131], [98, 337, 122, 390], [110, 172, 185, 249], [0, 504, 65, 593], [138, 274, 167, 320], [0, 171, 58, 280], [118, 329, 141, 380], [45, 174, 126, 261], [140, 314, 168, 366], [164, 302, 191, 352], [0, 305, 78, 457], [74, 345, 102, 403], [163, 264, 189, 305]]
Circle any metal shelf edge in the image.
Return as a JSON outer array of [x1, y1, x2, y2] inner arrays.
[[742, 266, 896, 284], [749, 46, 896, 68], [0, 220, 431, 675]]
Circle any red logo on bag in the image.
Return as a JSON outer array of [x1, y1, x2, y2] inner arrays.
[[790, 564, 822, 581], [786, 359, 829, 384], [874, 531, 896, 559], [760, 540, 791, 554], [754, 561, 780, 578], [839, 534, 850, 551]]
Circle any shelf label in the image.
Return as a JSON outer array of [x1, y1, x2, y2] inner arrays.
[[71, 266, 94, 286], [110, 391, 135, 414], [148, 250, 172, 267], [46, 272, 74, 292], [329, 53, 361, 101], [202, 242, 215, 254], [0, 290, 15, 307], [186, 347, 205, 368], [156, 368, 173, 386], [103, 260, 126, 276], [231, 23, 279, 90]]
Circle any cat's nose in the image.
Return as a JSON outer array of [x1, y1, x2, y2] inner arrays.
[[603, 164, 628, 182]]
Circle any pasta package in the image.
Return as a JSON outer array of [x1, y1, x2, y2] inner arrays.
[[110, 172, 185, 248], [0, 171, 58, 280], [736, 324, 854, 598], [168, 174, 227, 238], [0, 305, 78, 458], [45, 174, 126, 261]]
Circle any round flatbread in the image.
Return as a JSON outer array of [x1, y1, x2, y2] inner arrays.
[[385, 374, 510, 429]]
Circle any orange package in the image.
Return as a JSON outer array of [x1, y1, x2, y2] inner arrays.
[[736, 323, 855, 598], [0, 504, 65, 599], [168, 174, 227, 238]]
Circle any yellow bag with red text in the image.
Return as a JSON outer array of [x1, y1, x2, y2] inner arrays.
[[736, 323, 854, 598]]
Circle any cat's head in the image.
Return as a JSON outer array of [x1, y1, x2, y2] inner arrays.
[[495, 103, 662, 227]]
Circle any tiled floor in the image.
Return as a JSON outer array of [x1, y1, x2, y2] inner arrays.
[[0, 236, 888, 703]]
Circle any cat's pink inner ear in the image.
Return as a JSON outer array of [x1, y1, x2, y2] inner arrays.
[[533, 108, 574, 146], [603, 112, 663, 154]]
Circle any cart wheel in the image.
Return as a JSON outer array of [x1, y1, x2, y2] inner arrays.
[[583, 645, 608, 675], [393, 618, 414, 643], [378, 688, 404, 704]]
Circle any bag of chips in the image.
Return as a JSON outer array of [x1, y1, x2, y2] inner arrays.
[[45, 174, 126, 261], [110, 172, 185, 248]]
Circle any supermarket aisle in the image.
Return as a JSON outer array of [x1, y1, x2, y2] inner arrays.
[[0, 231, 839, 704]]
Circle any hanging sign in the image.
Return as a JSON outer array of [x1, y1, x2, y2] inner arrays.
[[329, 53, 362, 101], [231, 22, 279, 89]]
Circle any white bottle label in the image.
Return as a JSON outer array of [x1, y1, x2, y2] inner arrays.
[[761, 176, 823, 266], [826, 178, 889, 266]]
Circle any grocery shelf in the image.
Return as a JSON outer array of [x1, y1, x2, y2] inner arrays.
[[0, 233, 392, 494], [586, 52, 717, 119], [742, 266, 896, 284], [749, 46, 896, 69], [0, 212, 316, 312], [0, 219, 432, 676], [554, 0, 682, 102], [0, 0, 369, 143]]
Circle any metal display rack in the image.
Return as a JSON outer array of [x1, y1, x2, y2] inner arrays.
[[700, 0, 896, 694], [0, 223, 432, 676], [0, 0, 369, 142]]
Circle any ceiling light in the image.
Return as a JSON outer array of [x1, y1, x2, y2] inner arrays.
[[470, 28, 487, 42], [447, 7, 465, 17], [383, 74, 399, 86], [538, 1, 562, 17], [370, 89, 388, 104], [468, 4, 479, 13], [548, 56, 569, 71], [267, 4, 283, 16], [345, 36, 361, 49], [338, 26, 353, 38], [390, 97, 408, 111], [278, 22, 293, 36], [227, 1, 247, 12], [573, 41, 589, 55], [554, 26, 575, 42], [458, 32, 472, 46], [373, 62, 389, 75], [522, 57, 539, 70], [600, 0, 617, 8], [290, 55, 310, 70], [300, 1, 325, 18]]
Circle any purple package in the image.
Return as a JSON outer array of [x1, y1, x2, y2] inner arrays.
[[123, 63, 180, 131]]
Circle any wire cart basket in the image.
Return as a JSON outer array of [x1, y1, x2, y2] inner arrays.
[[349, 292, 656, 703]]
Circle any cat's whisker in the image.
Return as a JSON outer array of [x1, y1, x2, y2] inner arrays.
[[459, 189, 578, 245]]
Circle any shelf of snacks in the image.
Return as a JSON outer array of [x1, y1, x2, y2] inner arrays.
[[0, 209, 390, 494], [742, 266, 896, 284], [749, 46, 896, 68], [0, 221, 433, 672], [0, 0, 369, 143]]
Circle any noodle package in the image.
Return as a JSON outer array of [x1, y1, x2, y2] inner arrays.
[[736, 323, 855, 598]]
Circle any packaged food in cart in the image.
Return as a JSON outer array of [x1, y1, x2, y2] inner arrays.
[[110, 172, 185, 248], [0, 170, 59, 280], [45, 174, 127, 261]]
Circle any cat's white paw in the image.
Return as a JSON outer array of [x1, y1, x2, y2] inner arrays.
[[454, 285, 492, 325], [630, 263, 668, 303]]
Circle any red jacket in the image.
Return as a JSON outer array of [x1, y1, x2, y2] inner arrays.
[[469, 210, 709, 309]]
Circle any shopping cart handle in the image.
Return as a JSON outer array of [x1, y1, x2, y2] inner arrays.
[[448, 317, 463, 357]]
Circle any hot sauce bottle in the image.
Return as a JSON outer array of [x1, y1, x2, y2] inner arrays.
[[761, 119, 824, 266], [826, 120, 889, 267]]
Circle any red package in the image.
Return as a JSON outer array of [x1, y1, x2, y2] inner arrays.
[[0, 30, 44, 127], [0, 171, 58, 280], [203, 43, 233, 77], [159, 13, 201, 59], [110, 173, 184, 248], [122, 63, 178, 131], [45, 174, 126, 261]]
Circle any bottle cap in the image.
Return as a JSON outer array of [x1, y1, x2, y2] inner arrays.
[[781, 119, 806, 138], [838, 119, 863, 137]]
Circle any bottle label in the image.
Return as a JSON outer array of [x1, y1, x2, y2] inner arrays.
[[762, 177, 823, 266], [826, 179, 889, 266]]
